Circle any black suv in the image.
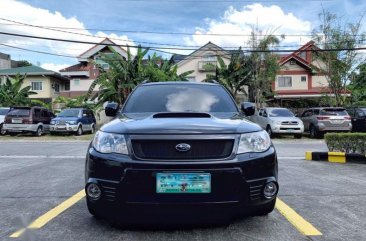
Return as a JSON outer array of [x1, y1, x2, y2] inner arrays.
[[346, 107, 366, 132], [85, 82, 278, 224]]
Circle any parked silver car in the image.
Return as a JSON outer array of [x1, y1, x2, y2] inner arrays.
[[300, 107, 352, 138], [0, 107, 10, 135], [250, 107, 304, 138]]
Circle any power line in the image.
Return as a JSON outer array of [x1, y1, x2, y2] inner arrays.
[[0, 43, 77, 58], [1, 31, 366, 52]]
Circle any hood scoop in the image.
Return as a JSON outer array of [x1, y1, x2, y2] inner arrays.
[[152, 112, 212, 118]]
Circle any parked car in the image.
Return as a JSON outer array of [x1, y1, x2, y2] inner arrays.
[[3, 106, 54, 136], [85, 82, 278, 223], [0, 107, 11, 135], [249, 107, 304, 138], [346, 107, 366, 132], [300, 107, 352, 138], [50, 108, 96, 135]]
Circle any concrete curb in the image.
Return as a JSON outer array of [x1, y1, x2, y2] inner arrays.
[[305, 151, 366, 164]]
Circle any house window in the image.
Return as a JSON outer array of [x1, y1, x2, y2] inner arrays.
[[53, 83, 60, 92], [186, 76, 196, 82], [31, 81, 43, 91], [74, 79, 80, 86], [278, 76, 292, 87], [64, 82, 70, 91], [101, 63, 110, 70], [301, 76, 307, 82]]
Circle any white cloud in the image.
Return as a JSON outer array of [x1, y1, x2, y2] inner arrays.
[[184, 4, 312, 49], [40, 63, 70, 72], [0, 0, 136, 59]]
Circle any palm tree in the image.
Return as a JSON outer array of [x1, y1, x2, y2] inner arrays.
[[206, 47, 251, 100], [86, 46, 194, 107], [0, 73, 36, 106]]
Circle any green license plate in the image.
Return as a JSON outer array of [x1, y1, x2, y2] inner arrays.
[[156, 173, 211, 193]]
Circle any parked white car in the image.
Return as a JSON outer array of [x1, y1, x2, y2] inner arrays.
[[250, 107, 304, 138], [0, 107, 11, 135]]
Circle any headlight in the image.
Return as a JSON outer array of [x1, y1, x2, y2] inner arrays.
[[237, 130, 271, 154], [50, 120, 55, 125], [92, 131, 128, 154], [67, 120, 77, 125], [272, 120, 281, 125]]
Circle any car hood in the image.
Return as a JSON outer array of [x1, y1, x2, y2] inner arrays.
[[269, 116, 303, 123], [52, 117, 79, 122], [100, 112, 262, 134]]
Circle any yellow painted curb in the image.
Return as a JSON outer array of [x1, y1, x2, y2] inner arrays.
[[328, 152, 346, 163], [305, 151, 312, 161]]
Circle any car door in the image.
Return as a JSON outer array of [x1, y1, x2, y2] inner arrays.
[[355, 109, 366, 132], [256, 109, 265, 128]]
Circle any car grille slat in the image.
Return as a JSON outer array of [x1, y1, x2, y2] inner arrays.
[[132, 139, 234, 160]]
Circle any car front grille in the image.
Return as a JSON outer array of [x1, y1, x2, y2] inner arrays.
[[281, 121, 298, 125], [131, 139, 235, 160]]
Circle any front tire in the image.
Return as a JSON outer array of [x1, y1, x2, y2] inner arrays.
[[76, 126, 83, 136], [0, 124, 6, 135], [294, 134, 302, 139]]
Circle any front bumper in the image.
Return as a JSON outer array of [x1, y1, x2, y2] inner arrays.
[[85, 146, 278, 219], [271, 124, 304, 134], [50, 124, 78, 132]]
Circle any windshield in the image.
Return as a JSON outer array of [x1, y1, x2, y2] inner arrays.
[[0, 109, 9, 115], [320, 109, 348, 116], [7, 109, 30, 117], [58, 109, 80, 117], [268, 108, 294, 117], [123, 84, 238, 113]]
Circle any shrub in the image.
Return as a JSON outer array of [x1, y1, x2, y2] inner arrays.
[[325, 133, 366, 154]]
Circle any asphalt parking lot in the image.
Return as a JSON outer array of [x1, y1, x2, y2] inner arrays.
[[1, 138, 366, 241]]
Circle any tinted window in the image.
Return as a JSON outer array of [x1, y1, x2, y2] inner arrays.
[[268, 108, 294, 117], [347, 108, 355, 117], [58, 109, 80, 117], [0, 109, 9, 115], [123, 84, 238, 113], [320, 109, 348, 116], [302, 110, 312, 117], [356, 109, 365, 117], [7, 108, 30, 117], [34, 109, 41, 118]]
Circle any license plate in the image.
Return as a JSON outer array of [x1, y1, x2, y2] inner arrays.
[[12, 119, 22, 124], [286, 129, 294, 132], [56, 125, 66, 129], [156, 173, 211, 193], [331, 120, 343, 124]]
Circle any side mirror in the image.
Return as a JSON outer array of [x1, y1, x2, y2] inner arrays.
[[241, 102, 255, 116], [263, 113, 268, 118], [105, 102, 119, 117]]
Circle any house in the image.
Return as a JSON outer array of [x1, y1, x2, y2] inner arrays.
[[0, 52, 23, 70], [273, 41, 335, 101], [0, 65, 69, 103], [59, 38, 128, 98], [172, 42, 231, 82]]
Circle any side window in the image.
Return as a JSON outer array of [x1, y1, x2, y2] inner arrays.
[[347, 109, 355, 117], [34, 109, 41, 118], [41, 110, 49, 117], [356, 109, 364, 117], [262, 110, 268, 117], [82, 110, 87, 117], [302, 110, 312, 117], [258, 109, 263, 116], [313, 109, 320, 115]]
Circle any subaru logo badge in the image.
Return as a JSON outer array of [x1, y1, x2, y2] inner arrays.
[[175, 143, 191, 152]]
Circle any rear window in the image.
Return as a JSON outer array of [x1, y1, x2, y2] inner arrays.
[[123, 84, 238, 113], [0, 109, 9, 115], [7, 108, 30, 117], [320, 109, 348, 116]]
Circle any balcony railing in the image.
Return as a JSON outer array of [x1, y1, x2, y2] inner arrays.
[[198, 61, 217, 72]]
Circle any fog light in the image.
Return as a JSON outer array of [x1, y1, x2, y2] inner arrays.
[[86, 183, 101, 200], [263, 182, 278, 199]]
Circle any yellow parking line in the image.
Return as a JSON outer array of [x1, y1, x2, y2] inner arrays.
[[276, 197, 322, 236], [10, 189, 85, 238]]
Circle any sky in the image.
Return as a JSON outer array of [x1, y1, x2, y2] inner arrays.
[[0, 0, 365, 72]]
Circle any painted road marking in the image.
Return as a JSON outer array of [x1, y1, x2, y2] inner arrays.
[[10, 190, 85, 238], [276, 197, 322, 236]]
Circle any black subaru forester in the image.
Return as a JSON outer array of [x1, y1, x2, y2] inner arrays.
[[85, 82, 278, 224]]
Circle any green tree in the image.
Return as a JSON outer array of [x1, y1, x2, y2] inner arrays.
[[206, 47, 251, 99], [0, 73, 36, 106], [312, 9, 366, 106], [86, 46, 193, 107], [248, 32, 281, 107], [16, 60, 32, 67]]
